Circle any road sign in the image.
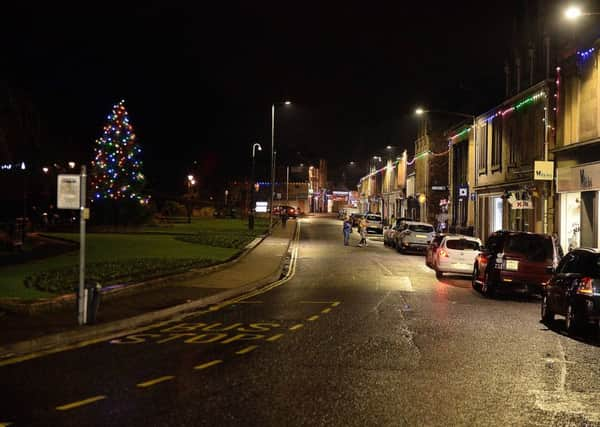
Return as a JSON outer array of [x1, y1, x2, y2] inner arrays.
[[57, 174, 81, 209], [458, 184, 469, 198]]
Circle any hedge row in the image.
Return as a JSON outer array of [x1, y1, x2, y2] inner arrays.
[[24, 258, 218, 294]]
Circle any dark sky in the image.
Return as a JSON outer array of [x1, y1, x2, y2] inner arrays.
[[3, 1, 515, 194]]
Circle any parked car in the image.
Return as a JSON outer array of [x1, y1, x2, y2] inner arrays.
[[394, 221, 435, 253], [365, 213, 383, 234], [273, 205, 298, 218], [472, 231, 561, 297], [425, 233, 449, 267], [432, 235, 482, 279], [541, 248, 600, 334]]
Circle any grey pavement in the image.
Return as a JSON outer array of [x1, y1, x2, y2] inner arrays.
[[1, 216, 600, 426]]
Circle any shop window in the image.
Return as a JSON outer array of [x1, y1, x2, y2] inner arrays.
[[477, 123, 488, 174]]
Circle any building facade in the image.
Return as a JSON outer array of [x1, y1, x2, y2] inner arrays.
[[473, 80, 555, 241], [555, 43, 600, 252]]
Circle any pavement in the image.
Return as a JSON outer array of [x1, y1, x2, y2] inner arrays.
[[2, 216, 600, 426], [0, 219, 298, 352]]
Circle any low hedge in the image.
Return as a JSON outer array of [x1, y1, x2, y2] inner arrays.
[[23, 257, 218, 294], [175, 232, 258, 249]]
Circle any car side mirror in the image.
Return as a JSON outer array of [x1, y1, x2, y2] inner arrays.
[[545, 266, 555, 275]]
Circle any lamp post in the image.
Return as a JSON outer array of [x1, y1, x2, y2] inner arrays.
[[249, 142, 262, 230], [269, 100, 292, 232], [186, 174, 195, 224]]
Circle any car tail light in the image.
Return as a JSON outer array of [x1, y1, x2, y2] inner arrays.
[[439, 249, 449, 258], [577, 277, 594, 296]]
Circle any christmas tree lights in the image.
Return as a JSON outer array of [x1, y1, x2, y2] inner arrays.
[[90, 100, 147, 203]]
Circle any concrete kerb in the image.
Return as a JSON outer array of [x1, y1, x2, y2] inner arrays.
[[0, 221, 298, 361], [0, 230, 270, 315]]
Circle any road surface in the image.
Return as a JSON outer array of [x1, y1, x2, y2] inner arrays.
[[2, 216, 600, 426]]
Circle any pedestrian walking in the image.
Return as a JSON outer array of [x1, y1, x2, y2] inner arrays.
[[358, 217, 368, 247], [281, 212, 288, 228], [343, 216, 352, 246]]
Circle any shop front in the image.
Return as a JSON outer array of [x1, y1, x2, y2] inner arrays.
[[556, 161, 600, 252], [476, 183, 543, 241]]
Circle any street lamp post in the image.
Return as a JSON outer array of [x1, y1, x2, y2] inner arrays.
[[249, 142, 262, 230], [186, 174, 195, 224], [564, 5, 600, 20], [269, 100, 291, 233]]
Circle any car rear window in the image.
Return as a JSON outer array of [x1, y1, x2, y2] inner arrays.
[[446, 239, 480, 250], [409, 225, 434, 233], [366, 215, 381, 221], [504, 235, 553, 261]]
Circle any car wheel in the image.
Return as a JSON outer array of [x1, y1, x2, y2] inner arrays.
[[481, 271, 495, 298], [472, 267, 480, 290], [435, 267, 442, 279], [565, 303, 580, 334], [541, 294, 555, 324]]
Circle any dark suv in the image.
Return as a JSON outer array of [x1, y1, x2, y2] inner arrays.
[[472, 231, 561, 297], [542, 248, 600, 334]]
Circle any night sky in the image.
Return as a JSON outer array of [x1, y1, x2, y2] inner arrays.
[[3, 1, 518, 194]]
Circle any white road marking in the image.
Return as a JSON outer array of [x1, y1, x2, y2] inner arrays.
[[530, 337, 600, 422]]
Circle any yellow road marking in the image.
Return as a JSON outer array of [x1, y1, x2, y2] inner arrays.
[[266, 333, 284, 342], [56, 395, 107, 411], [236, 345, 258, 355], [331, 302, 341, 307], [289, 324, 304, 331], [1, 223, 303, 368], [321, 308, 331, 314], [307, 315, 319, 321], [299, 301, 338, 304], [194, 359, 223, 370], [137, 376, 174, 388]]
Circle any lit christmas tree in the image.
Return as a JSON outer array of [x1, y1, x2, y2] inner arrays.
[[90, 100, 147, 203]]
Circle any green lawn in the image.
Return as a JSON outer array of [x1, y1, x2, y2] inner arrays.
[[0, 218, 267, 300]]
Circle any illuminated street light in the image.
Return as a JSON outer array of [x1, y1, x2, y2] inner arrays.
[[415, 108, 425, 116], [42, 167, 49, 174], [68, 161, 76, 169], [565, 5, 583, 20], [564, 5, 600, 20], [187, 174, 194, 182]]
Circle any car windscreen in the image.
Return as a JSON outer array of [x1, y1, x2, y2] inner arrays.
[[504, 235, 553, 261], [446, 239, 480, 250], [366, 215, 381, 221], [409, 224, 434, 233]]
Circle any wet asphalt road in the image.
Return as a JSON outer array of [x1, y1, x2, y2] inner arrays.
[[2, 216, 600, 426]]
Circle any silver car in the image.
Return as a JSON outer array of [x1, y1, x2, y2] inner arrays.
[[394, 221, 435, 253], [365, 214, 383, 234]]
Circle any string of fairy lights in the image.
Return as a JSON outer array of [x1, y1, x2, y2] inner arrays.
[[90, 100, 148, 203], [359, 88, 549, 183]]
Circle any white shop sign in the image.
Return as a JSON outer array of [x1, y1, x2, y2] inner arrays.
[[57, 174, 81, 209], [557, 161, 600, 193], [534, 161, 554, 181], [511, 200, 534, 210]]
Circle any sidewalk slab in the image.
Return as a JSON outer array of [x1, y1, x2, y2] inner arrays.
[[0, 221, 297, 351]]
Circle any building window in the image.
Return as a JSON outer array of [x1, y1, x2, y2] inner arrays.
[[507, 116, 519, 167], [477, 122, 488, 174], [491, 116, 502, 171]]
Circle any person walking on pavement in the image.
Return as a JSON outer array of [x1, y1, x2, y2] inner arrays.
[[343, 216, 352, 246], [280, 211, 288, 228], [358, 217, 368, 247]]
